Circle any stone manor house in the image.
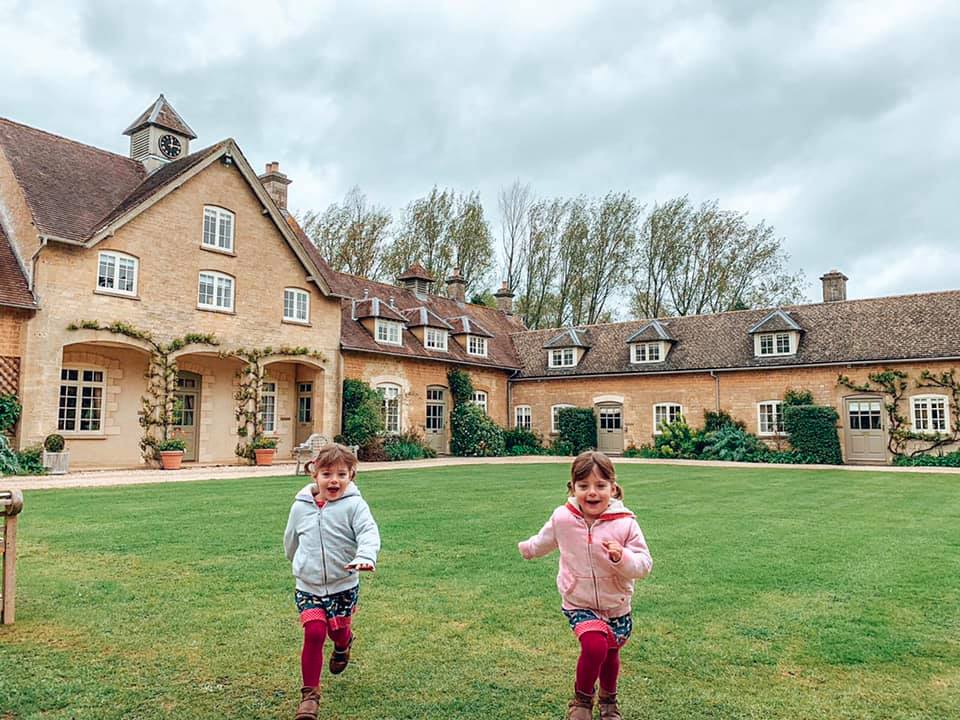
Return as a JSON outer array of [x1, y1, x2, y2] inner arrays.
[[1, 97, 958, 468]]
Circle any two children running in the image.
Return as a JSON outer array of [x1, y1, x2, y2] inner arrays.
[[283, 445, 652, 720]]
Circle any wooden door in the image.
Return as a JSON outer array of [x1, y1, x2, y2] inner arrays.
[[597, 404, 624, 453], [296, 382, 313, 446], [844, 397, 886, 463], [173, 372, 201, 462], [425, 387, 447, 454]]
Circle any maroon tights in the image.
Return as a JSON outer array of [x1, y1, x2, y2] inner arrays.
[[575, 631, 621, 696], [301, 620, 352, 687]]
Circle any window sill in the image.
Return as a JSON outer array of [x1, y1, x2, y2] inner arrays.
[[94, 288, 140, 301], [376, 341, 404, 347], [197, 305, 236, 315], [282, 318, 312, 327], [59, 433, 107, 440], [200, 244, 236, 257], [756, 352, 796, 358]]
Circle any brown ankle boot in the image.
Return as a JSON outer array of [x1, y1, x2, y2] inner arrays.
[[294, 686, 320, 720], [565, 689, 595, 720], [598, 690, 622, 720], [329, 635, 353, 675]]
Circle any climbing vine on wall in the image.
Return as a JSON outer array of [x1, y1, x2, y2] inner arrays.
[[68, 321, 220, 463], [837, 368, 960, 456]]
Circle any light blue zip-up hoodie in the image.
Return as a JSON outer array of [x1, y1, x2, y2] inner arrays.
[[283, 483, 381, 597]]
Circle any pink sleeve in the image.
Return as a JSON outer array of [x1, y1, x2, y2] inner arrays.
[[612, 520, 653, 579], [518, 513, 559, 560]]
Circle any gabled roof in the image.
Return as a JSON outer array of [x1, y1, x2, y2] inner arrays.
[[123, 94, 197, 139], [0, 223, 36, 309], [512, 291, 960, 378], [748, 308, 803, 334], [396, 262, 436, 282], [448, 316, 494, 338], [625, 319, 674, 343], [544, 327, 592, 349], [353, 297, 407, 322], [402, 306, 453, 330]]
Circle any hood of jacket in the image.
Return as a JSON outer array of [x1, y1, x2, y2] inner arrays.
[[565, 497, 635, 521], [295, 482, 362, 504]]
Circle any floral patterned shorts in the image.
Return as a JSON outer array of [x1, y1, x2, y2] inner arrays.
[[563, 608, 633, 649], [295, 585, 359, 629]]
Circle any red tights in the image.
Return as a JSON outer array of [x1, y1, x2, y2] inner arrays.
[[575, 631, 621, 696], [301, 620, 352, 687]]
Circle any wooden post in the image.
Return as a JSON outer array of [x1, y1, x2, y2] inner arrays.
[[1, 487, 23, 625]]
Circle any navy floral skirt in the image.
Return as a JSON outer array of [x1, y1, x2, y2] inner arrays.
[[295, 585, 359, 629], [563, 608, 633, 649]]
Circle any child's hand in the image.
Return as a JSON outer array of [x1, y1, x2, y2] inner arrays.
[[345, 562, 375, 572], [601, 540, 623, 563]]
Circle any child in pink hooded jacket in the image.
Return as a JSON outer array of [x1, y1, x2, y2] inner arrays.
[[519, 450, 652, 720]]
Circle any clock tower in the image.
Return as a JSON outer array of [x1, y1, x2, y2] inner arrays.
[[123, 94, 197, 173]]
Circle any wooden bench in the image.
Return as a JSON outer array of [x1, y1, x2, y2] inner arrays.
[[1, 487, 23, 625]]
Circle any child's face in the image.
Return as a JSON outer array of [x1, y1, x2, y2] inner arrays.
[[572, 469, 614, 519], [313, 462, 354, 502]]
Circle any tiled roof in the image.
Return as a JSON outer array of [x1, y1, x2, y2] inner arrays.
[[544, 327, 592, 348], [402, 306, 454, 330], [0, 117, 146, 242], [748, 309, 803, 334], [512, 291, 960, 378], [625, 319, 674, 343], [396, 262, 435, 282], [448, 316, 494, 338], [353, 297, 407, 322], [123, 94, 197, 139], [0, 223, 35, 309]]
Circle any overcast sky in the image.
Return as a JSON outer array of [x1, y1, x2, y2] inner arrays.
[[2, 0, 958, 303]]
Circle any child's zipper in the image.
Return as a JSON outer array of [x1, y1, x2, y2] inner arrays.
[[586, 522, 602, 611], [317, 504, 329, 589]]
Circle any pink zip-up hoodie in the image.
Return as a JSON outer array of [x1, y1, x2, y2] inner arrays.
[[518, 498, 652, 618]]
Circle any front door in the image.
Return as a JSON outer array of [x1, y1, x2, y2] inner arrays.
[[844, 396, 886, 464], [296, 382, 313, 446], [425, 387, 447, 454], [597, 403, 624, 453], [173, 371, 201, 462]]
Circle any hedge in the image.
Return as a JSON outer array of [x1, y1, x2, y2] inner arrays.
[[339, 379, 384, 447], [450, 403, 505, 457], [557, 407, 597, 455], [783, 404, 843, 464], [893, 450, 960, 467]]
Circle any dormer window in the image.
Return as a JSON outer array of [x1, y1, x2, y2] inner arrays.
[[375, 319, 403, 346], [631, 342, 663, 364], [425, 327, 448, 351], [97, 251, 138, 297], [549, 347, 577, 368], [467, 335, 488, 357], [757, 332, 796, 356], [202, 206, 234, 253]]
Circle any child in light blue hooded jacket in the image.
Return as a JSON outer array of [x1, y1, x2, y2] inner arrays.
[[283, 443, 380, 720]]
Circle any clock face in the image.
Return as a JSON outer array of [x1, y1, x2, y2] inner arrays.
[[158, 134, 182, 159]]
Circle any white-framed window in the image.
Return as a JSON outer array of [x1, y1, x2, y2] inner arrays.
[[467, 335, 488, 357], [378, 383, 401, 433], [58, 367, 105, 433], [549, 347, 577, 367], [298, 382, 312, 423], [426, 387, 445, 432], [375, 319, 403, 346], [283, 288, 310, 324], [515, 405, 532, 430], [757, 332, 794, 356], [551, 403, 575, 434], [653, 403, 683, 434], [911, 395, 950, 433], [471, 390, 488, 414], [757, 400, 784, 435], [198, 271, 234, 312], [631, 342, 662, 363], [202, 206, 235, 252], [424, 327, 448, 351], [260, 381, 277, 433], [96, 251, 138, 296]]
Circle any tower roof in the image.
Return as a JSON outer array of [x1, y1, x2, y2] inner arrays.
[[397, 262, 436, 282], [123, 94, 197, 139]]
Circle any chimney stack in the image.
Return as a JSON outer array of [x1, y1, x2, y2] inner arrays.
[[820, 269, 848, 302], [258, 161, 292, 210], [446, 268, 466, 303], [494, 281, 515, 315]]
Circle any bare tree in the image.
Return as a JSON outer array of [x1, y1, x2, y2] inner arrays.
[[579, 192, 643, 324], [498, 180, 532, 293], [300, 186, 391, 278], [517, 197, 566, 329]]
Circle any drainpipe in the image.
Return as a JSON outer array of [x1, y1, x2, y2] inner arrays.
[[709, 370, 720, 412]]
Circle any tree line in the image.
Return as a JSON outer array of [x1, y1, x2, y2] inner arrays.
[[298, 183, 806, 329]]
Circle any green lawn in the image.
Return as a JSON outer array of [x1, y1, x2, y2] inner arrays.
[[1, 464, 959, 719]]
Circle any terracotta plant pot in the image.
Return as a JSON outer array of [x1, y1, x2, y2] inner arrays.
[[159, 450, 184, 470], [254, 448, 276, 466]]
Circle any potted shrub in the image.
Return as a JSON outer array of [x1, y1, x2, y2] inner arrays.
[[156, 437, 187, 470], [42, 433, 70, 475], [252, 436, 278, 466]]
